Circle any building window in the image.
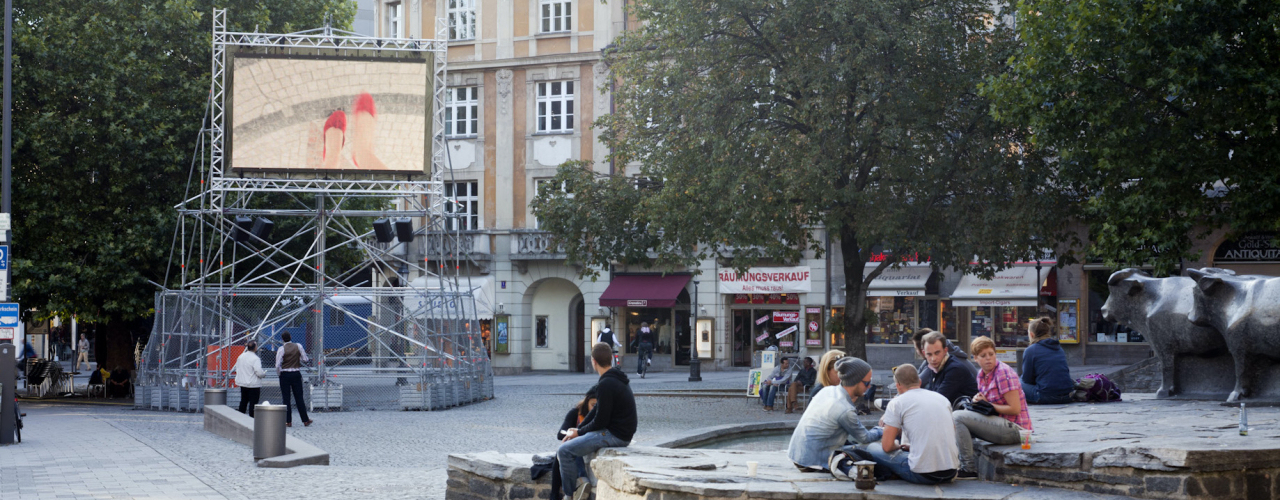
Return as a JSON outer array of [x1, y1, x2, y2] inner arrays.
[[445, 87, 479, 137], [329, 311, 346, 327], [536, 81, 574, 133], [444, 181, 480, 230], [536, 316, 549, 348], [540, 0, 572, 33], [385, 2, 403, 38], [447, 0, 476, 40], [532, 178, 570, 229]]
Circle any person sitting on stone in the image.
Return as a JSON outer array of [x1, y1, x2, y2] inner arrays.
[[1020, 317, 1075, 404], [919, 330, 980, 406], [953, 336, 1032, 478], [558, 343, 636, 500], [559, 385, 598, 440], [787, 357, 883, 472], [912, 328, 977, 397], [809, 350, 845, 398], [786, 357, 818, 414], [838, 363, 959, 484], [106, 366, 132, 399], [760, 357, 796, 411]]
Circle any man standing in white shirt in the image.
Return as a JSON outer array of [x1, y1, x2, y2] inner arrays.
[[848, 363, 959, 484], [275, 332, 313, 427], [233, 341, 267, 417]]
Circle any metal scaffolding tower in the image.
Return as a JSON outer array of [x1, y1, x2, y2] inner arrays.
[[135, 10, 493, 412]]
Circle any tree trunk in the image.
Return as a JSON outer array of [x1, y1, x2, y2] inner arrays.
[[94, 317, 150, 372], [838, 229, 869, 361]]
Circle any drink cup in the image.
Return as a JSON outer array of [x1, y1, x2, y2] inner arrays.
[[1018, 429, 1032, 450], [746, 461, 759, 477]]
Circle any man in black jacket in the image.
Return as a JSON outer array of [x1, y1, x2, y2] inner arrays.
[[558, 343, 637, 500], [919, 331, 979, 406]]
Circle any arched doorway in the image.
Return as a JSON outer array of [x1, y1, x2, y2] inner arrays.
[[526, 278, 584, 371], [569, 294, 586, 372]]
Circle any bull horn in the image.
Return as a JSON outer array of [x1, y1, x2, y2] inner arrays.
[[1107, 268, 1142, 286], [1185, 268, 1207, 281]]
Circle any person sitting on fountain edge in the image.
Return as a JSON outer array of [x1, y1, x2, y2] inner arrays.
[[787, 356, 883, 471], [557, 343, 637, 500], [835, 363, 959, 484], [919, 330, 979, 406]]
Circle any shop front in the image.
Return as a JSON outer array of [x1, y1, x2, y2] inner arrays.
[[948, 265, 1056, 362], [599, 274, 692, 369], [1211, 231, 1280, 276], [719, 266, 813, 367], [863, 263, 939, 346]]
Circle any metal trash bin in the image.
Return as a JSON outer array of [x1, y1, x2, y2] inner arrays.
[[204, 388, 227, 406], [253, 403, 287, 460]]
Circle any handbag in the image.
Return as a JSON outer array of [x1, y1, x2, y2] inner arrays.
[[956, 395, 998, 416]]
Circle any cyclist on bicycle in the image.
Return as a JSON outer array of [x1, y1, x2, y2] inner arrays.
[[636, 322, 655, 378], [597, 324, 622, 366]]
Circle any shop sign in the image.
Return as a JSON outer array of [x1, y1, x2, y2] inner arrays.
[[776, 325, 798, 338], [755, 332, 770, 343], [734, 294, 751, 304], [750, 294, 766, 304], [772, 311, 800, 323], [805, 307, 822, 314], [755, 315, 770, 325], [1214, 232, 1280, 262], [996, 348, 1018, 364], [627, 300, 648, 307], [779, 340, 794, 347], [784, 294, 800, 304], [808, 320, 820, 332], [767, 294, 783, 304], [718, 266, 812, 294]]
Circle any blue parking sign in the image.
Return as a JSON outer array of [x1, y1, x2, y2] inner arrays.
[[0, 245, 7, 271]]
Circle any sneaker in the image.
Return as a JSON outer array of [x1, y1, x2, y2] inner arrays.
[[956, 469, 978, 480], [572, 479, 591, 500], [828, 452, 855, 481]]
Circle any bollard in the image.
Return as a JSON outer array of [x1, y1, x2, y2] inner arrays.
[[253, 403, 287, 460], [204, 388, 227, 406]]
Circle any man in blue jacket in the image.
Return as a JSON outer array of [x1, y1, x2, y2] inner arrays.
[[920, 331, 979, 406]]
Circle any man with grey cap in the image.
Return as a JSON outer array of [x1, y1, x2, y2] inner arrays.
[[787, 356, 883, 471]]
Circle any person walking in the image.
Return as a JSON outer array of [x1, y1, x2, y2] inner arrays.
[[234, 341, 267, 417], [558, 343, 636, 500], [275, 332, 313, 427], [76, 334, 91, 373]]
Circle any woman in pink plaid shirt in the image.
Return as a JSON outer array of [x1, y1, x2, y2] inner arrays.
[[952, 336, 1032, 478]]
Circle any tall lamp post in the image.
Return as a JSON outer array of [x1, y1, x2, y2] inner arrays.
[[688, 279, 701, 382], [1035, 258, 1043, 314]]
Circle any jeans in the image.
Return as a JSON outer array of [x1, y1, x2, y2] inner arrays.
[[865, 446, 955, 485], [637, 342, 653, 375], [557, 430, 628, 497], [761, 384, 779, 408], [953, 409, 1022, 472], [239, 387, 261, 417], [1022, 381, 1072, 405], [279, 371, 310, 424]]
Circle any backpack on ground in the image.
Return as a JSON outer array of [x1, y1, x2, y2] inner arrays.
[[1072, 373, 1122, 402]]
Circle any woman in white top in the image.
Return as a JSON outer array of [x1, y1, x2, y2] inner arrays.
[[233, 341, 267, 417]]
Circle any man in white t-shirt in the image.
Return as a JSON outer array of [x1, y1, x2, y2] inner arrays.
[[865, 363, 960, 484]]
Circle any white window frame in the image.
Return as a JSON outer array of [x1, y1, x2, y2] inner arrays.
[[385, 1, 403, 38], [444, 181, 480, 231], [535, 80, 575, 133], [445, 87, 479, 137], [539, 0, 572, 33], [447, 0, 476, 40]]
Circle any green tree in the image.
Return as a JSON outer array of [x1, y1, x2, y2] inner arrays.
[[533, 0, 1069, 360], [983, 0, 1280, 275], [10, 0, 354, 368]]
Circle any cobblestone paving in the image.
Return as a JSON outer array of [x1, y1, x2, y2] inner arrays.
[[5, 370, 794, 500]]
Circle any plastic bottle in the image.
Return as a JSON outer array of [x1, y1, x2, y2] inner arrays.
[[1240, 403, 1248, 436]]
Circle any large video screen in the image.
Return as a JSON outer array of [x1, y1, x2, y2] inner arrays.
[[230, 54, 430, 174]]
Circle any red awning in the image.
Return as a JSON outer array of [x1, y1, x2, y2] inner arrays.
[[1040, 268, 1058, 297], [599, 275, 692, 308]]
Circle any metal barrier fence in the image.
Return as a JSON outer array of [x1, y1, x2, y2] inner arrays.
[[136, 285, 494, 412]]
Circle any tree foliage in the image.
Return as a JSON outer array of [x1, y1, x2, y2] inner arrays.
[[984, 0, 1280, 275], [11, 0, 355, 324], [534, 0, 1069, 359]]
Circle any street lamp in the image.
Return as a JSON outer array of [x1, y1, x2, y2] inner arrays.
[[688, 279, 701, 382]]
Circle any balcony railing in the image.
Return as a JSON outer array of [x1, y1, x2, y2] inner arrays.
[[422, 231, 491, 260], [510, 230, 565, 260]]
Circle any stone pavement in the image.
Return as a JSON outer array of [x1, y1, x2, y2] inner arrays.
[[3, 370, 784, 500]]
